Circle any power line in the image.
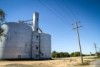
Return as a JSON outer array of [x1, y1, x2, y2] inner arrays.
[[39, 0, 79, 25], [73, 21, 83, 64], [38, 0, 67, 24], [51, 0, 69, 22], [62, 0, 78, 21]]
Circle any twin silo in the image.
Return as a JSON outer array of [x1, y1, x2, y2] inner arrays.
[[0, 12, 51, 59]]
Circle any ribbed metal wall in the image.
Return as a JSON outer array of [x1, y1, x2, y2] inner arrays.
[[0, 22, 51, 59], [0, 22, 32, 59], [40, 33, 51, 59], [32, 32, 40, 59]]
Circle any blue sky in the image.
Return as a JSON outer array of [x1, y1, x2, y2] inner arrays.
[[0, 0, 100, 54]]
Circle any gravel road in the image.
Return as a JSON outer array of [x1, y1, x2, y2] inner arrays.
[[90, 60, 100, 67]]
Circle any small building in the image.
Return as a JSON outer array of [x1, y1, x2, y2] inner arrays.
[[0, 12, 51, 59]]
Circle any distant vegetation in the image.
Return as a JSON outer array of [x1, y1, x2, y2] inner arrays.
[[52, 51, 70, 58], [52, 51, 95, 58], [97, 52, 100, 57], [70, 52, 80, 57]]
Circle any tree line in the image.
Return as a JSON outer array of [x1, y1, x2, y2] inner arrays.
[[52, 51, 96, 58]]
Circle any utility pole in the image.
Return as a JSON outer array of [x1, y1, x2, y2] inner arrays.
[[73, 21, 83, 64], [94, 43, 98, 56]]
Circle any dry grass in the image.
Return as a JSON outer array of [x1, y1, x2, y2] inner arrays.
[[0, 56, 96, 67]]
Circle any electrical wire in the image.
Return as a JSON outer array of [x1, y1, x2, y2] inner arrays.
[[39, 0, 79, 25], [49, 0, 68, 23], [38, 0, 67, 23], [62, 0, 78, 21]]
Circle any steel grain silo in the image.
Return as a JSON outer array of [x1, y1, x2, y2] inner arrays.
[[0, 12, 51, 59], [39, 33, 51, 59], [0, 22, 32, 59]]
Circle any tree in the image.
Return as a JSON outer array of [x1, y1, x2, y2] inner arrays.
[[70, 52, 80, 57], [52, 51, 70, 58], [59, 52, 64, 58], [52, 51, 57, 58], [97, 52, 100, 57], [0, 9, 5, 22], [63, 52, 70, 57]]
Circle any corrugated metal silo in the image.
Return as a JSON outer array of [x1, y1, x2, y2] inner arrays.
[[0, 22, 32, 59], [39, 33, 51, 59], [0, 12, 52, 60]]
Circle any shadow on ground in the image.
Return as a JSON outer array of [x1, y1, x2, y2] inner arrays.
[[4, 63, 53, 67]]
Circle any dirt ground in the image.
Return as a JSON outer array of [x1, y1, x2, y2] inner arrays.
[[0, 56, 96, 67]]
